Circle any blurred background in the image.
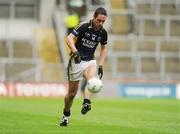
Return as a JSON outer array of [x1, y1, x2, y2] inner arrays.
[[0, 0, 180, 98]]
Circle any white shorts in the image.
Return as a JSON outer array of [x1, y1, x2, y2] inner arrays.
[[67, 59, 97, 81]]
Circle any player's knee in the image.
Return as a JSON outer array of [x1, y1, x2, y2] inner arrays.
[[86, 74, 94, 80], [68, 92, 77, 100]]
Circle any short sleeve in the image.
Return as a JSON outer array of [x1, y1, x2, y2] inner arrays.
[[71, 22, 87, 37], [100, 30, 108, 45]]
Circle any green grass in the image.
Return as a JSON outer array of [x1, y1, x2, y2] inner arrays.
[[0, 97, 179, 134]]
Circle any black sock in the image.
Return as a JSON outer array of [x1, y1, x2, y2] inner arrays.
[[83, 98, 91, 104], [63, 109, 70, 116]]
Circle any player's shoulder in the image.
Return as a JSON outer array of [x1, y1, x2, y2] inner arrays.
[[101, 27, 107, 33], [75, 21, 89, 30], [100, 28, 108, 36]]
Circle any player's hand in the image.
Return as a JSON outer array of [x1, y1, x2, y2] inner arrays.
[[72, 51, 81, 64], [98, 65, 103, 79]]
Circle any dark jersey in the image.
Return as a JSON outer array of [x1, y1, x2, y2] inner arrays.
[[71, 20, 108, 61]]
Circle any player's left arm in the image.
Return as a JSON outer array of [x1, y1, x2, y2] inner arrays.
[[99, 45, 107, 66], [98, 45, 107, 79], [99, 29, 108, 66], [98, 30, 108, 79]]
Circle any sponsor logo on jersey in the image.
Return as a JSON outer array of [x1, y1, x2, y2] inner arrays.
[[85, 32, 90, 37], [82, 38, 96, 48]]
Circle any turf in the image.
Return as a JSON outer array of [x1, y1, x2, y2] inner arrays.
[[0, 97, 179, 134]]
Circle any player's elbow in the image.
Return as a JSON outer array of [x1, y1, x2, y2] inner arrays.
[[101, 46, 107, 53], [66, 34, 74, 44], [66, 35, 70, 44]]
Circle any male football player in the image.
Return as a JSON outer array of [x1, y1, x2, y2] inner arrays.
[[60, 7, 108, 126]]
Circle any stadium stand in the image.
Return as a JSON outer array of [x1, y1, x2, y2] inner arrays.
[[13, 40, 33, 58], [110, 0, 132, 34], [108, 0, 180, 80], [35, 28, 65, 81], [35, 28, 60, 63], [0, 0, 179, 81], [137, 40, 156, 53], [110, 0, 126, 9], [171, 20, 180, 36], [117, 56, 136, 73]]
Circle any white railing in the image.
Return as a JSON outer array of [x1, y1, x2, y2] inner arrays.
[[53, 8, 69, 68], [0, 58, 40, 82], [135, 0, 179, 5], [136, 15, 180, 38], [0, 58, 66, 82], [101, 49, 179, 80], [105, 0, 180, 80]]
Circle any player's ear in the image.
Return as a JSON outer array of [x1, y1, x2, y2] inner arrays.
[[93, 12, 97, 19]]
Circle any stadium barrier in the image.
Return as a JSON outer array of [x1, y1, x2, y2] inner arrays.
[[119, 83, 176, 98], [177, 84, 180, 99], [0, 81, 179, 99], [0, 82, 68, 97]]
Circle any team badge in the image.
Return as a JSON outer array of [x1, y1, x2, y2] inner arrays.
[[92, 34, 97, 41], [85, 32, 90, 37]]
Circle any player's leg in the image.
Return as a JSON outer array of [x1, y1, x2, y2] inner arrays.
[[60, 80, 79, 126], [64, 80, 79, 111], [79, 78, 87, 97], [81, 63, 97, 114]]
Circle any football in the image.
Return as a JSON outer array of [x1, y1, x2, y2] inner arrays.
[[87, 77, 103, 93]]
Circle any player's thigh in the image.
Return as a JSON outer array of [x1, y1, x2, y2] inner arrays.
[[83, 63, 97, 80]]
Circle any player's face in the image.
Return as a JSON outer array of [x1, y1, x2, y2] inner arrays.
[[93, 14, 107, 30]]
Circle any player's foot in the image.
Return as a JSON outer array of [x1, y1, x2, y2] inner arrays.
[[60, 116, 69, 126], [81, 102, 91, 114], [81, 99, 91, 114]]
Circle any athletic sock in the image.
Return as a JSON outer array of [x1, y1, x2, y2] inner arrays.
[[63, 109, 70, 117], [83, 98, 91, 104]]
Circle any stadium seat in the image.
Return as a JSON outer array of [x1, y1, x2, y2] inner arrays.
[[135, 20, 165, 36], [165, 57, 180, 73], [110, 0, 126, 9], [103, 58, 112, 74], [5, 63, 35, 80], [111, 14, 131, 34], [41, 64, 65, 82], [117, 57, 136, 73], [136, 4, 153, 14], [160, 4, 177, 15], [160, 41, 179, 53], [171, 20, 180, 36], [112, 40, 131, 52], [110, 0, 131, 34], [35, 28, 65, 81], [137, 40, 156, 52], [0, 41, 8, 58], [36, 28, 61, 63], [13, 40, 33, 58], [141, 57, 160, 73]]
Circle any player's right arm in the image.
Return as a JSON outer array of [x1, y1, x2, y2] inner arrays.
[[66, 33, 77, 53], [66, 22, 87, 53]]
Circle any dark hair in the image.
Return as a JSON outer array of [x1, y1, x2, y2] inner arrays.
[[94, 7, 107, 18]]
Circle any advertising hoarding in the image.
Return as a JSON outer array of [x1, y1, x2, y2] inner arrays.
[[119, 83, 176, 98]]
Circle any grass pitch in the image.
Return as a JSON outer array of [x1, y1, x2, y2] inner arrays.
[[0, 97, 179, 134]]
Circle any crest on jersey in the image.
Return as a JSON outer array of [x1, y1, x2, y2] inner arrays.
[[92, 34, 97, 41], [85, 32, 90, 37]]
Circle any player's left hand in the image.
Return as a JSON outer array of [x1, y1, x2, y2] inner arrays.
[[98, 65, 103, 79]]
